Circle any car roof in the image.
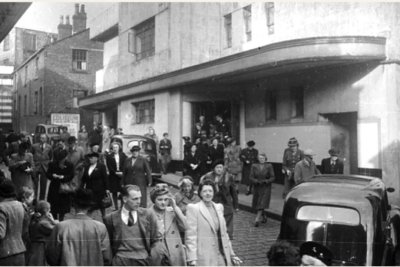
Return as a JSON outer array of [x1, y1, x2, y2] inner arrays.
[[287, 175, 386, 208], [111, 134, 154, 142], [37, 124, 62, 128]]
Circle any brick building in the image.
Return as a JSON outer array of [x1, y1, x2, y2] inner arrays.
[[81, 3, 400, 202], [14, 4, 103, 134]]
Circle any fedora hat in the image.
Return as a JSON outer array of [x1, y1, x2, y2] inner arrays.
[[304, 149, 316, 157], [247, 140, 256, 147], [328, 148, 339, 156], [212, 159, 225, 169], [130, 145, 141, 152], [288, 137, 299, 147], [86, 152, 100, 158]]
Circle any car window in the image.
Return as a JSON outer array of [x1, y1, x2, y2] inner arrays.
[[47, 127, 60, 134], [142, 141, 153, 151], [35, 126, 41, 133], [297, 205, 360, 225]]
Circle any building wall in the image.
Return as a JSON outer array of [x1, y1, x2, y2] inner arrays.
[[15, 30, 103, 133]]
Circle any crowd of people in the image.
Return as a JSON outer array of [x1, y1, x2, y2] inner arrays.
[[0, 115, 344, 266]]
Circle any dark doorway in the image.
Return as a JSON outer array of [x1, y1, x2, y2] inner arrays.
[[192, 101, 239, 141], [321, 112, 358, 175]]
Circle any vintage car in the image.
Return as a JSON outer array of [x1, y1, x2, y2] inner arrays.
[[110, 134, 161, 178], [278, 174, 400, 266], [33, 124, 63, 145]]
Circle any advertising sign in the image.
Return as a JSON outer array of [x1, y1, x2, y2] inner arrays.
[[51, 113, 80, 138]]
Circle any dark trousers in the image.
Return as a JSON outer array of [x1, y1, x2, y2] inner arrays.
[[112, 255, 149, 266], [224, 213, 234, 240], [38, 169, 48, 200], [0, 252, 25, 266]]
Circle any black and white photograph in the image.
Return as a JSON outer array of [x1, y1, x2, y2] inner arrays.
[[0, 1, 400, 266]]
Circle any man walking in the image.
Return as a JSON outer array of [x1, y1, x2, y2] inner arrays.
[[294, 149, 320, 185], [46, 188, 112, 266], [103, 185, 160, 266], [32, 134, 53, 200], [122, 146, 152, 208], [282, 137, 304, 198], [159, 133, 172, 174]]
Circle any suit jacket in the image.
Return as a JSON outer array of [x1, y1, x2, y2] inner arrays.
[[103, 208, 160, 257], [184, 152, 202, 175], [0, 200, 27, 259], [122, 156, 152, 187], [159, 139, 172, 155], [32, 142, 53, 172], [81, 162, 109, 205], [320, 157, 344, 174], [209, 144, 225, 163], [46, 214, 112, 266], [106, 152, 127, 175], [150, 206, 186, 266], [185, 201, 235, 266]]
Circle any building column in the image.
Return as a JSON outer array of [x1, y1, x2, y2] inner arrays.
[[239, 92, 246, 146], [169, 90, 182, 159], [182, 101, 192, 139]]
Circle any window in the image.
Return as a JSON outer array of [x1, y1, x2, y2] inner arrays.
[[243, 5, 252, 41], [35, 57, 39, 77], [129, 17, 155, 60], [291, 87, 304, 118], [265, 2, 275, 34], [224, 14, 232, 48], [34, 91, 38, 114], [265, 90, 277, 121], [24, 66, 28, 86], [132, 99, 155, 124], [23, 32, 36, 52], [3, 34, 9, 51], [39, 87, 43, 115], [72, 49, 87, 71], [24, 95, 27, 116]]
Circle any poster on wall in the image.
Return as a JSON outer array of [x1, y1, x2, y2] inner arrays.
[[51, 113, 80, 138]]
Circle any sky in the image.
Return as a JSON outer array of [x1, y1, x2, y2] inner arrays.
[[15, 2, 114, 33]]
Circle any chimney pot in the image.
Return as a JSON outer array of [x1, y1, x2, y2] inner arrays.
[[80, 4, 85, 14], [59, 15, 64, 24], [75, 3, 79, 14], [66, 15, 70, 25]]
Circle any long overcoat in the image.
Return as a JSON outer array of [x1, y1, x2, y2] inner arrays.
[[9, 152, 34, 191], [249, 162, 275, 210], [105, 151, 127, 194], [240, 148, 258, 185], [122, 156, 152, 207], [185, 201, 236, 266], [81, 162, 109, 209]]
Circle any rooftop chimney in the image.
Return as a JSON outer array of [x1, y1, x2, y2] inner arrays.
[[72, 3, 87, 34], [58, 15, 72, 40]]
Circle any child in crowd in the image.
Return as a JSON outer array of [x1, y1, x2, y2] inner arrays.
[[26, 201, 58, 266]]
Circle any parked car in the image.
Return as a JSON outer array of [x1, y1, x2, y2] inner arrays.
[[278, 174, 400, 266], [110, 134, 161, 178], [33, 124, 63, 145]]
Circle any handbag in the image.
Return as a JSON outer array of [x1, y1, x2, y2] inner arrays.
[[101, 192, 113, 208]]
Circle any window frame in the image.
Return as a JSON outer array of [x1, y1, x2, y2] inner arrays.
[[72, 49, 88, 71], [265, 90, 277, 121], [265, 2, 275, 34], [129, 17, 155, 61], [23, 32, 37, 52], [3, 34, 10, 51], [243, 5, 252, 42], [224, 14, 232, 48], [291, 87, 304, 119], [132, 99, 155, 124]]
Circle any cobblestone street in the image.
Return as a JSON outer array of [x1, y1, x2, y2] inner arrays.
[[231, 210, 280, 266]]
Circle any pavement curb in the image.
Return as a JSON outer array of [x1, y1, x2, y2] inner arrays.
[[154, 177, 282, 221]]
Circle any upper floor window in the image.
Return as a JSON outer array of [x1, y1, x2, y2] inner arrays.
[[224, 14, 232, 48], [23, 32, 36, 52], [291, 87, 304, 118], [243, 5, 252, 42], [35, 57, 39, 77], [132, 99, 155, 124], [34, 91, 38, 114], [129, 17, 155, 61], [72, 49, 87, 71], [24, 66, 28, 86], [265, 2, 275, 34], [3, 34, 10, 51]]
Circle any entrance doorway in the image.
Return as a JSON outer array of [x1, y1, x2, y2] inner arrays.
[[192, 100, 239, 142], [321, 112, 358, 174]]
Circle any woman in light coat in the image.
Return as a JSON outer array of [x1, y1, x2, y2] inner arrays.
[[185, 179, 242, 266]]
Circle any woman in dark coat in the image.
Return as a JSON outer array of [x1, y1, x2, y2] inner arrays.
[[47, 148, 74, 221], [105, 142, 126, 210], [9, 142, 34, 192], [250, 153, 275, 227], [81, 152, 109, 217], [240, 140, 258, 195]]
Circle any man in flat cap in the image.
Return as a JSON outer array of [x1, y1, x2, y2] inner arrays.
[[294, 149, 320, 185], [300, 241, 333, 266], [320, 148, 344, 174], [122, 145, 152, 208]]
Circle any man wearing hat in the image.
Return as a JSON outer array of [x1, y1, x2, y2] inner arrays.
[[240, 140, 259, 195], [294, 149, 320, 185], [282, 137, 304, 198], [122, 145, 152, 208], [46, 188, 112, 266], [159, 132, 172, 174], [320, 148, 344, 174], [300, 241, 333, 266], [200, 159, 238, 239], [66, 136, 85, 169], [0, 180, 28, 265]]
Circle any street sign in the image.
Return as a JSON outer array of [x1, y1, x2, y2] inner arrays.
[[51, 113, 80, 138]]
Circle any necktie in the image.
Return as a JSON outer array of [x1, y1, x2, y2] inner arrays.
[[128, 212, 134, 226]]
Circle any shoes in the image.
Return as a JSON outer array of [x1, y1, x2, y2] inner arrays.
[[254, 222, 259, 227]]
